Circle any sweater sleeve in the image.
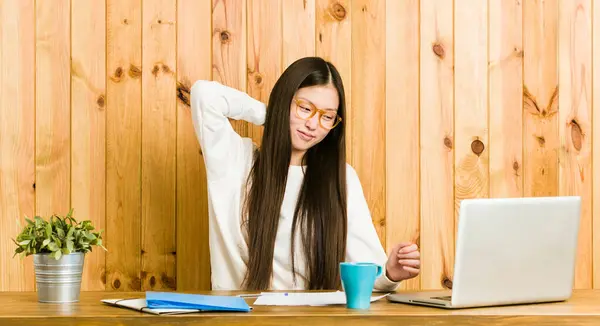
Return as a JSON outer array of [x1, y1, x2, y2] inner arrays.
[[190, 80, 266, 181], [345, 164, 400, 292]]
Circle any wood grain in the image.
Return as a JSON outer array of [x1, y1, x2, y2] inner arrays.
[[283, 0, 315, 67], [177, 0, 212, 291], [385, 0, 420, 291], [315, 0, 352, 162], [593, 0, 600, 290], [419, 0, 455, 290], [5, 0, 600, 294], [558, 0, 592, 289], [106, 0, 142, 291], [454, 0, 489, 226], [3, 290, 600, 325], [247, 0, 282, 146], [141, 0, 177, 292], [0, 0, 35, 292], [351, 0, 386, 246], [71, 0, 107, 291], [35, 0, 71, 218], [523, 0, 559, 198], [212, 0, 248, 136], [489, 0, 523, 198]]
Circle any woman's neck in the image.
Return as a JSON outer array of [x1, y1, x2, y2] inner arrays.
[[290, 149, 305, 166]]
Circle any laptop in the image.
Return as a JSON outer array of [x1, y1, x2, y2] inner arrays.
[[388, 196, 581, 309]]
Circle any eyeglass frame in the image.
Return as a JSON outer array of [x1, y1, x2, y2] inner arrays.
[[292, 97, 343, 130]]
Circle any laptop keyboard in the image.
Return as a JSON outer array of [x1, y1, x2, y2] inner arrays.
[[431, 296, 452, 301]]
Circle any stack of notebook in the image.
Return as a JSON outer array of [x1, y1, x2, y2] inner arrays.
[[102, 291, 252, 315]]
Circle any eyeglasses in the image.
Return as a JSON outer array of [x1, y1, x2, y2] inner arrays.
[[293, 98, 342, 130]]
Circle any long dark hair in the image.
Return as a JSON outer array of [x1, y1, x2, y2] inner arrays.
[[242, 57, 347, 291]]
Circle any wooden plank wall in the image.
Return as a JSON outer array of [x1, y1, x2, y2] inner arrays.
[[0, 0, 599, 292]]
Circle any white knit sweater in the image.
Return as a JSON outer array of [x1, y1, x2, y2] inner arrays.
[[190, 80, 399, 291]]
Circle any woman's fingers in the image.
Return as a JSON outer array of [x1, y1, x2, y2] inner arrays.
[[401, 266, 420, 274], [398, 244, 418, 254], [397, 251, 420, 260], [398, 259, 420, 268]]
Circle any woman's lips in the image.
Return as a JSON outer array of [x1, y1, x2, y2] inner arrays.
[[297, 130, 315, 141]]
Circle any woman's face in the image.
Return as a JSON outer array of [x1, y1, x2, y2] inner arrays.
[[289, 84, 340, 155]]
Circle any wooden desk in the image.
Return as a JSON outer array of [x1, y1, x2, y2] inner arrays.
[[1, 290, 600, 325]]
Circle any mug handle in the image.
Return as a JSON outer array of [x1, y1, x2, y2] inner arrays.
[[375, 264, 383, 277]]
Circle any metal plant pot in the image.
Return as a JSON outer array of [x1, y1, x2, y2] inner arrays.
[[33, 252, 84, 303]]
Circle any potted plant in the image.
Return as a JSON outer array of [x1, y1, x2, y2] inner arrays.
[[13, 209, 106, 303]]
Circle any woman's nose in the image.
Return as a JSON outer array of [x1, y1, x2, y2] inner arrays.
[[305, 115, 319, 130]]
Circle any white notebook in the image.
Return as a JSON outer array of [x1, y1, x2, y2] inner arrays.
[[253, 292, 389, 306], [101, 298, 200, 315]]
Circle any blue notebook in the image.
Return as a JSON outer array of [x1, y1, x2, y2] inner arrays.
[[146, 291, 251, 312]]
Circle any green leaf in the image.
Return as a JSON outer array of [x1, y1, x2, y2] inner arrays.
[[45, 222, 52, 238], [51, 235, 62, 248], [18, 240, 31, 246], [12, 208, 106, 258], [47, 242, 59, 252]]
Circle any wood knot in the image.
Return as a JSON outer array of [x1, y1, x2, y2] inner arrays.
[[113, 279, 121, 289], [318, 32, 323, 43], [123, 18, 128, 25], [220, 31, 231, 43], [514, 47, 524, 58], [177, 81, 191, 107], [536, 135, 545, 147], [513, 161, 519, 171], [570, 119, 582, 151], [331, 3, 347, 21], [432, 43, 445, 59], [443, 136, 453, 149], [152, 65, 160, 76], [162, 65, 171, 74], [128, 64, 141, 79], [131, 277, 142, 290], [112, 67, 123, 82], [442, 278, 453, 289], [378, 219, 385, 227], [140, 270, 148, 279], [361, 5, 367, 12], [254, 74, 263, 85], [471, 139, 484, 156], [96, 95, 105, 108], [157, 19, 162, 24], [32, 183, 36, 189], [150, 276, 156, 288], [162, 273, 176, 289], [141, 249, 146, 254]]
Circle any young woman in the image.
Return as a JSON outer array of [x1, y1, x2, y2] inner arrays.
[[190, 57, 420, 291]]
